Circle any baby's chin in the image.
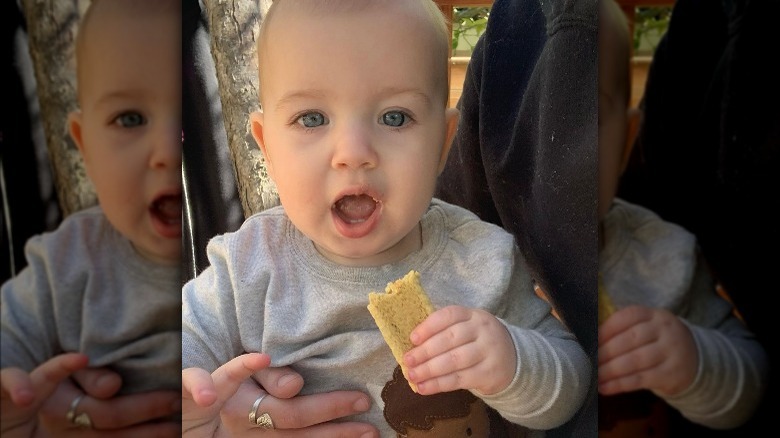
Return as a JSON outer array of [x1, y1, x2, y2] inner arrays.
[[133, 241, 181, 266], [314, 244, 380, 266]]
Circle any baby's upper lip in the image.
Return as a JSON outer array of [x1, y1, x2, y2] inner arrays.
[[151, 187, 182, 204], [332, 185, 382, 205]]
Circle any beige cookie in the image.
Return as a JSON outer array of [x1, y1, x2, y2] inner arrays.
[[368, 270, 434, 392]]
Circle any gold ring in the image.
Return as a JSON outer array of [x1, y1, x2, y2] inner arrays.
[[66, 394, 93, 429], [248, 393, 274, 429], [255, 412, 275, 429]]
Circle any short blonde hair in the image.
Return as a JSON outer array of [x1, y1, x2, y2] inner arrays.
[[74, 0, 181, 99], [256, 0, 451, 105]]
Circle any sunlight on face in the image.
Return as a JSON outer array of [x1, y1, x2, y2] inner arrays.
[[69, 0, 182, 265], [252, 1, 458, 266]]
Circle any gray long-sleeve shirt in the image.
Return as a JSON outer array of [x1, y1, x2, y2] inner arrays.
[[600, 198, 768, 429], [182, 199, 590, 436], [1, 206, 181, 395]]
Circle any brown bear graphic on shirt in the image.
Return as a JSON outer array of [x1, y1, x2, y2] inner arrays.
[[380, 365, 528, 437]]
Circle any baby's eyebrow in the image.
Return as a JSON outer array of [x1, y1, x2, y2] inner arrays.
[[273, 87, 433, 112], [92, 89, 147, 110], [274, 89, 326, 112], [375, 87, 432, 107]]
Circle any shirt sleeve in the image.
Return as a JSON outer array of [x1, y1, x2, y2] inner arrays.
[[474, 246, 591, 430], [661, 252, 768, 429], [663, 321, 768, 429]]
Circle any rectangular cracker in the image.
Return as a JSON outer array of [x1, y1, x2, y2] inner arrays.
[[367, 270, 434, 392]]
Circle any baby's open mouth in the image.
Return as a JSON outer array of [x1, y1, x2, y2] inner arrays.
[[151, 194, 182, 225], [333, 194, 378, 224]]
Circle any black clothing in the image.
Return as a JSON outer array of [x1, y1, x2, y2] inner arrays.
[[436, 0, 598, 436], [619, 0, 779, 435]]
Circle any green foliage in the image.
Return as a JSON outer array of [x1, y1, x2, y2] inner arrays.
[[450, 6, 671, 55], [452, 7, 490, 53], [634, 6, 672, 53]]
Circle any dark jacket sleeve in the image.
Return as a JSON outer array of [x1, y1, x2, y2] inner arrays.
[[436, 0, 598, 436]]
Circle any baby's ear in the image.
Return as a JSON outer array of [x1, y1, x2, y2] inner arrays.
[[437, 108, 460, 174], [249, 111, 273, 175], [68, 110, 96, 184], [67, 111, 86, 157]]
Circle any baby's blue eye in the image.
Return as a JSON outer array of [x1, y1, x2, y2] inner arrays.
[[115, 112, 145, 127], [382, 111, 406, 127], [297, 112, 327, 128]]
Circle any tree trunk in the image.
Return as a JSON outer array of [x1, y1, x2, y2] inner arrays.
[[202, 0, 278, 218], [21, 0, 96, 217]]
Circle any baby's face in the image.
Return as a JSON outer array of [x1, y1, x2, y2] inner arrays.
[[69, 1, 181, 265], [252, 2, 458, 266], [598, 0, 632, 222], [598, 89, 628, 222]]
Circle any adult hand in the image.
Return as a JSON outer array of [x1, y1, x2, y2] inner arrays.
[[598, 305, 698, 397], [1, 353, 88, 437], [217, 365, 379, 437], [36, 367, 181, 437]]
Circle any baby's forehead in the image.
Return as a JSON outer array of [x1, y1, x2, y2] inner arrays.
[[258, 0, 447, 53], [75, 0, 181, 76], [78, 0, 177, 42], [76, 1, 178, 70], [256, 0, 449, 99]]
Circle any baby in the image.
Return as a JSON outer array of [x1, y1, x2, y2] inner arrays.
[[1, 0, 181, 434], [598, 0, 768, 433], [181, 1, 590, 436]]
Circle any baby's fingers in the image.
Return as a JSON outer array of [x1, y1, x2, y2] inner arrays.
[[31, 353, 89, 390], [2, 353, 88, 409], [598, 305, 654, 344], [415, 373, 461, 395], [598, 342, 663, 394], [183, 353, 271, 408], [409, 305, 471, 347], [404, 317, 476, 369], [597, 319, 659, 367], [598, 365, 674, 396], [1, 368, 35, 407], [212, 353, 271, 395], [3, 353, 89, 406], [406, 343, 481, 393], [182, 367, 216, 407]]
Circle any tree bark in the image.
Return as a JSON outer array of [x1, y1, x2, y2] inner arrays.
[[202, 0, 278, 218], [21, 0, 96, 217]]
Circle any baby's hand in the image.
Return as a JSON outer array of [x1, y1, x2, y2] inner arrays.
[[598, 305, 698, 397], [403, 305, 516, 395], [181, 352, 271, 437], [1, 353, 89, 436]]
